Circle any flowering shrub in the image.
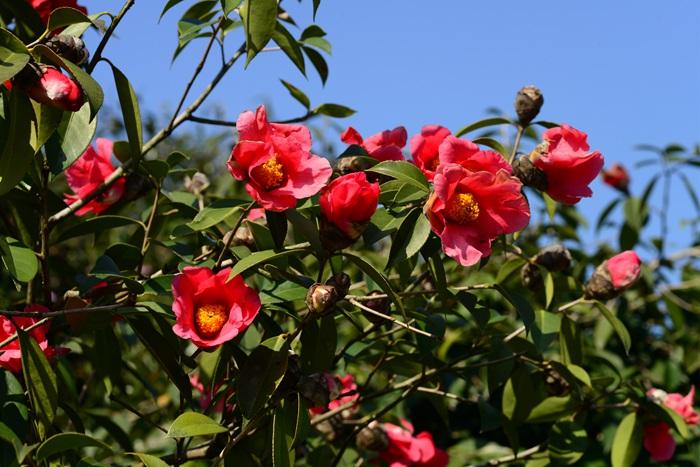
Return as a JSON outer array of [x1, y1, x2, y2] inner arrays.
[[0, 1, 698, 466]]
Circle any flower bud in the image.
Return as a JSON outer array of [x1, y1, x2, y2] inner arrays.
[[305, 284, 339, 315], [319, 172, 380, 251], [356, 421, 389, 452], [534, 244, 572, 272], [325, 273, 350, 300], [512, 154, 548, 192], [601, 163, 630, 194], [14, 64, 84, 112], [297, 373, 332, 408], [45, 35, 89, 65], [584, 250, 641, 300], [185, 172, 210, 194], [362, 291, 390, 324], [515, 85, 544, 125]]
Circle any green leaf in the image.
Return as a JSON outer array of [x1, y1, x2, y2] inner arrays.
[[544, 271, 554, 308], [386, 208, 429, 268], [36, 432, 112, 461], [313, 103, 355, 118], [473, 137, 508, 158], [272, 398, 296, 467], [166, 412, 227, 438], [280, 79, 310, 109], [454, 117, 511, 137], [271, 22, 305, 75], [109, 64, 142, 162], [369, 161, 430, 193], [57, 216, 144, 242], [33, 44, 103, 120], [18, 328, 58, 426], [240, 0, 277, 65], [46, 7, 93, 34], [0, 28, 30, 83], [611, 413, 642, 467], [127, 452, 170, 467], [286, 209, 322, 254], [549, 421, 587, 465], [61, 11, 110, 37], [236, 338, 290, 418], [45, 101, 97, 173], [222, 0, 243, 15], [342, 251, 406, 318], [0, 91, 36, 196], [526, 395, 575, 423], [594, 301, 631, 354], [160, 0, 188, 18], [303, 46, 328, 84], [0, 237, 38, 282], [300, 314, 336, 373], [187, 199, 245, 231], [543, 193, 557, 221], [228, 248, 308, 279], [595, 198, 621, 233]]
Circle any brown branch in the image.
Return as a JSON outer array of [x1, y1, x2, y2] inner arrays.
[[86, 0, 136, 73]]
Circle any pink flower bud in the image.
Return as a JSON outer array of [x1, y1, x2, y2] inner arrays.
[[584, 250, 641, 300], [25, 65, 84, 112]]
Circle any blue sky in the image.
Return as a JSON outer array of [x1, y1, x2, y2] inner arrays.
[[83, 0, 700, 252]]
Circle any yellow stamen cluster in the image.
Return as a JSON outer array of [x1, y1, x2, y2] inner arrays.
[[445, 193, 480, 224], [195, 304, 228, 337], [253, 156, 286, 190]]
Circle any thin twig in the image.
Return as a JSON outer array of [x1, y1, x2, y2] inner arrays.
[[508, 125, 525, 165], [468, 444, 543, 467], [86, 0, 135, 73], [138, 185, 161, 277], [348, 298, 437, 339], [214, 201, 255, 270]]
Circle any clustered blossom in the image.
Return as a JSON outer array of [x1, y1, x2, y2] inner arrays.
[[171, 266, 261, 348], [380, 420, 449, 467], [341, 126, 407, 161], [644, 387, 698, 461], [64, 138, 125, 215], [531, 124, 604, 204], [28, 0, 87, 24], [0, 305, 57, 373], [309, 373, 359, 415]]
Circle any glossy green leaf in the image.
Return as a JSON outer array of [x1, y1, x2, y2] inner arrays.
[[166, 412, 227, 438], [611, 413, 642, 467], [0, 91, 36, 196], [549, 421, 587, 465], [272, 398, 296, 467], [57, 216, 144, 242], [473, 137, 508, 158], [369, 160, 430, 193], [187, 199, 245, 231], [272, 22, 305, 75], [109, 64, 142, 162], [236, 338, 290, 418], [0, 29, 30, 82], [228, 247, 308, 279], [342, 251, 406, 318], [18, 329, 58, 426], [46, 7, 93, 34], [594, 301, 631, 354], [455, 117, 511, 137], [46, 101, 97, 173], [0, 237, 38, 283], [36, 432, 112, 461], [303, 46, 328, 84], [280, 79, 310, 109], [127, 452, 170, 467], [300, 314, 336, 373], [240, 0, 277, 65], [313, 103, 355, 117]]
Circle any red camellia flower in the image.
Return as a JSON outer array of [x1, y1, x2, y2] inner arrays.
[[532, 124, 604, 204], [23, 65, 84, 112], [341, 126, 407, 161], [643, 387, 698, 461], [607, 250, 642, 290], [426, 163, 530, 267], [319, 172, 380, 238], [309, 373, 359, 415], [410, 125, 451, 181], [0, 305, 57, 373], [380, 420, 449, 467], [601, 163, 630, 193], [172, 266, 261, 348], [64, 138, 125, 215], [227, 105, 332, 212], [28, 0, 87, 24]]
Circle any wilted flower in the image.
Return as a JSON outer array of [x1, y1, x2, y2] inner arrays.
[[227, 105, 332, 211], [514, 85, 544, 125], [172, 266, 260, 348], [341, 126, 407, 162], [64, 138, 125, 215]]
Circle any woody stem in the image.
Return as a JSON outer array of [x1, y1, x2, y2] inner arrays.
[[508, 124, 525, 165], [214, 202, 255, 270]]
